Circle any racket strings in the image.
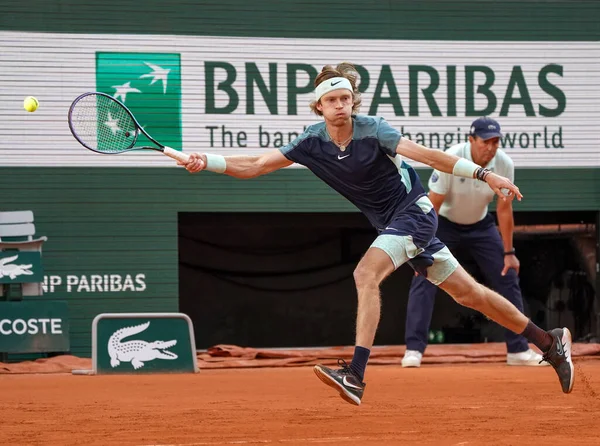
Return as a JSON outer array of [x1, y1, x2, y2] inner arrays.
[[71, 94, 137, 153]]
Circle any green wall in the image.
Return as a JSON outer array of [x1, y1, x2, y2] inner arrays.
[[2, 167, 598, 354], [1, 0, 599, 40], [1, 0, 598, 355]]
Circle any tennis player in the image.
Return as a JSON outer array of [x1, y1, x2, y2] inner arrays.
[[182, 62, 574, 405]]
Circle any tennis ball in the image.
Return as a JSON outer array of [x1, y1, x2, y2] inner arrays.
[[23, 96, 39, 112]]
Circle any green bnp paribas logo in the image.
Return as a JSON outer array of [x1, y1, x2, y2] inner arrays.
[[95, 52, 182, 150]]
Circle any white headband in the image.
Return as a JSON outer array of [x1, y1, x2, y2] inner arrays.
[[314, 77, 353, 101]]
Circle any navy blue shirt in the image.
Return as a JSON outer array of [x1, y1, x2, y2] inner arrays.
[[280, 115, 427, 231]]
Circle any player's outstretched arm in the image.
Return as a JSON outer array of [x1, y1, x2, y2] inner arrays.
[[181, 150, 293, 179], [395, 137, 522, 201]]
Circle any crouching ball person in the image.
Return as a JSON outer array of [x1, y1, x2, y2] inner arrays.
[[181, 62, 574, 405]]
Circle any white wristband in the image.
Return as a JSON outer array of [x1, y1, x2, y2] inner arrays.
[[452, 158, 478, 179], [205, 154, 227, 173]]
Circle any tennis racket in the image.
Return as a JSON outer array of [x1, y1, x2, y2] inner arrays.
[[67, 92, 189, 164]]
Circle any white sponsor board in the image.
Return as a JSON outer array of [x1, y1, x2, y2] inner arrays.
[[1, 31, 599, 167]]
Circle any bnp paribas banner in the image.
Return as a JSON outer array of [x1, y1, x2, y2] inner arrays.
[[1, 32, 598, 167]]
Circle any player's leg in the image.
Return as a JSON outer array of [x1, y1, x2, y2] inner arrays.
[[352, 246, 396, 348], [465, 218, 544, 365], [437, 262, 574, 393], [314, 198, 438, 405], [313, 246, 395, 405], [440, 265, 529, 334]]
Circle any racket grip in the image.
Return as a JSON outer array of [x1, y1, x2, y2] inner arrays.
[[163, 147, 190, 164]]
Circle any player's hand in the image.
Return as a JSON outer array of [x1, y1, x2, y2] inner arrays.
[[485, 172, 523, 202], [179, 152, 207, 173], [502, 253, 520, 276]]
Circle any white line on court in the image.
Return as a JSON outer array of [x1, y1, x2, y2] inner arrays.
[[140, 437, 383, 446]]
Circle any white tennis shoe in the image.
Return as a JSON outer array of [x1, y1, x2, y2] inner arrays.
[[506, 348, 549, 366], [402, 348, 547, 368], [401, 350, 423, 368]]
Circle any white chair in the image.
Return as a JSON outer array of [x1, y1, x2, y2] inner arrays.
[[0, 211, 48, 298]]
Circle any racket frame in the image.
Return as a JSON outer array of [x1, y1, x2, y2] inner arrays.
[[68, 91, 189, 163]]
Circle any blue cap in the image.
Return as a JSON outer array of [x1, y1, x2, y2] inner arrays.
[[469, 117, 502, 140]]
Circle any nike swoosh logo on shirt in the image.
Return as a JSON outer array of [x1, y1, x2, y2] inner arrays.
[[337, 154, 350, 160], [342, 376, 362, 389], [331, 80, 342, 86]]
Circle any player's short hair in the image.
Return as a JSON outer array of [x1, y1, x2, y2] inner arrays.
[[310, 62, 362, 116]]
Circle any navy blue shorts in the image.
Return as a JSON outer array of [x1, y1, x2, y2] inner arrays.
[[370, 197, 459, 285]]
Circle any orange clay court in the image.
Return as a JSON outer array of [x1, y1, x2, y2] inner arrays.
[[1, 358, 600, 446]]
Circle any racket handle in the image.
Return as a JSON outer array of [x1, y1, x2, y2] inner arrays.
[[163, 147, 190, 164]]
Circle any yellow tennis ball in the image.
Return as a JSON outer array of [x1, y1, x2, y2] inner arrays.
[[23, 96, 39, 112]]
